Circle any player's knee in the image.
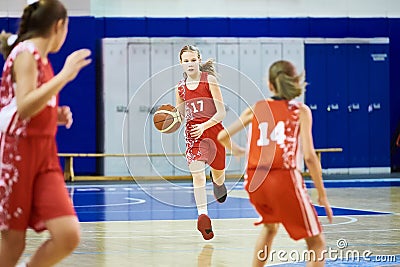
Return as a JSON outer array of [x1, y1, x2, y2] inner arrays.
[[54, 226, 81, 254], [306, 234, 326, 251]]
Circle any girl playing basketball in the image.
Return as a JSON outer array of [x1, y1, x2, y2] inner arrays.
[[0, 0, 91, 266], [176, 45, 227, 240], [218, 60, 333, 266]]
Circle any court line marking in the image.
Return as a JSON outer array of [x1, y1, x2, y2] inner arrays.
[[74, 197, 146, 207]]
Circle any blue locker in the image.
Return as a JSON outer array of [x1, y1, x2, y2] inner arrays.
[[369, 44, 390, 167], [347, 44, 370, 167], [326, 44, 349, 168], [305, 44, 328, 166]]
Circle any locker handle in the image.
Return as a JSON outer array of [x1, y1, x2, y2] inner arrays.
[[348, 103, 360, 112], [368, 103, 381, 112], [310, 104, 317, 110], [116, 105, 128, 113], [327, 104, 339, 112]]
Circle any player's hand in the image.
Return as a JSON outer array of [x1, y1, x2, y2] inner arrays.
[[57, 105, 73, 129], [190, 123, 205, 139], [318, 195, 333, 223], [61, 49, 92, 82]]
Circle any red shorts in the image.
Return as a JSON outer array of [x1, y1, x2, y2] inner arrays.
[[0, 134, 76, 232], [185, 123, 226, 170], [245, 168, 322, 240]]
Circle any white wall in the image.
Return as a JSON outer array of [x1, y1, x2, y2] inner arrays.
[[0, 0, 91, 17], [1, 0, 400, 18], [90, 0, 400, 18]]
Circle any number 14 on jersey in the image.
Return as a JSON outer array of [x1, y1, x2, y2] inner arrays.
[[257, 121, 286, 147]]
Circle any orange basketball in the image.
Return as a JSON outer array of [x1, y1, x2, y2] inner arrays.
[[153, 104, 182, 133]]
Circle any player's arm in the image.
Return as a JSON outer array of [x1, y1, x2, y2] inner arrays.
[[14, 49, 91, 120], [175, 85, 185, 121], [299, 104, 333, 223], [218, 106, 253, 156], [202, 74, 226, 130]]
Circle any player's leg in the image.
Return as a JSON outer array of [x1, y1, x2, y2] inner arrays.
[[189, 160, 214, 240], [253, 223, 279, 267], [304, 234, 326, 267], [0, 230, 26, 267], [189, 160, 208, 215], [210, 167, 227, 203], [27, 215, 80, 266]]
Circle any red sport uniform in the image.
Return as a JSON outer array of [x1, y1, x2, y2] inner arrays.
[[178, 72, 226, 170], [0, 41, 76, 232], [245, 98, 322, 240]]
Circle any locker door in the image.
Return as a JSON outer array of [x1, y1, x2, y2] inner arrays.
[[347, 44, 369, 168], [283, 41, 305, 103], [369, 44, 390, 167], [127, 43, 152, 176], [261, 43, 282, 97], [172, 40, 192, 176], [102, 43, 129, 176], [150, 42, 175, 176], [217, 42, 240, 174], [304, 44, 328, 163], [326, 44, 348, 168], [239, 43, 264, 110]]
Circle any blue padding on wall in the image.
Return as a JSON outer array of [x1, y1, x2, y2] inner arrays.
[[269, 18, 309, 37], [188, 17, 230, 37], [309, 18, 349, 37], [230, 18, 269, 37], [95, 18, 105, 39], [147, 17, 188, 36], [348, 18, 389, 37], [7, 17, 19, 32], [54, 16, 97, 175], [104, 17, 146, 37], [389, 18, 400, 170]]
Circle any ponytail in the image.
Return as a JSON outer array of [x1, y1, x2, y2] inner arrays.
[[0, 31, 15, 59], [200, 58, 218, 78], [269, 60, 306, 100]]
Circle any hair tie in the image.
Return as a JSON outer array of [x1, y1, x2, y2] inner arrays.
[[7, 34, 18, 46], [27, 0, 39, 5]]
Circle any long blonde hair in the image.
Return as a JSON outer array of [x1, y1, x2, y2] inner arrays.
[[268, 60, 306, 100], [179, 45, 218, 78]]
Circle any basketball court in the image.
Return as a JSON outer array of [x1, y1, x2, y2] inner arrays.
[[21, 177, 400, 266]]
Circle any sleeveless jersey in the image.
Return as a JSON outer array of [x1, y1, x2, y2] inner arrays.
[[247, 98, 301, 171], [0, 41, 58, 137], [177, 72, 218, 125]]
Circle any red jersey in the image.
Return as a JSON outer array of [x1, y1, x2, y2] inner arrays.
[[177, 72, 225, 169], [247, 98, 301, 171], [178, 72, 218, 125], [0, 41, 58, 137]]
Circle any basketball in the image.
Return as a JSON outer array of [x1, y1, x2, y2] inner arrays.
[[153, 104, 182, 133]]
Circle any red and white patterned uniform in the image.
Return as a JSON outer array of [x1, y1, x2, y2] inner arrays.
[[0, 41, 75, 232], [178, 72, 225, 170], [245, 98, 322, 240]]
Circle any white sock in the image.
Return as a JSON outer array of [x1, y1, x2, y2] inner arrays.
[[194, 186, 208, 215], [16, 262, 27, 267]]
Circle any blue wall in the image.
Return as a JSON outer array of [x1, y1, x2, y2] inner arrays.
[[1, 17, 399, 173]]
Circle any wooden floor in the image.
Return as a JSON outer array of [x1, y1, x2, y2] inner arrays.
[[20, 179, 400, 266]]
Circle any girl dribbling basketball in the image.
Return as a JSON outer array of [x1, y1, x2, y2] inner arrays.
[[176, 45, 227, 240]]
